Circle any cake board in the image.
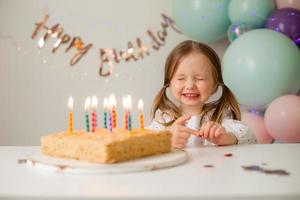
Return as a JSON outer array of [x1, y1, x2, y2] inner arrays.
[[26, 149, 188, 174]]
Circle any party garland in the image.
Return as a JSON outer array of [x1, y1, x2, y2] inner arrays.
[[31, 14, 181, 77]]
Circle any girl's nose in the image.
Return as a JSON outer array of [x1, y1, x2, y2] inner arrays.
[[185, 78, 196, 88]]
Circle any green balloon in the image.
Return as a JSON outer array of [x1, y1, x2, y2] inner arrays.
[[223, 29, 300, 110], [229, 0, 275, 28], [172, 0, 230, 43]]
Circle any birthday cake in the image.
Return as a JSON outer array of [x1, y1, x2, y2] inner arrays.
[[41, 128, 172, 164]]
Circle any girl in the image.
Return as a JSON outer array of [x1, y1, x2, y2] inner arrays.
[[148, 40, 256, 149]]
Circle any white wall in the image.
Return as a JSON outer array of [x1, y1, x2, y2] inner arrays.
[[0, 0, 229, 145]]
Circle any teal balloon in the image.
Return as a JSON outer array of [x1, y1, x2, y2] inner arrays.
[[172, 0, 230, 43], [229, 0, 275, 28], [223, 29, 300, 110]]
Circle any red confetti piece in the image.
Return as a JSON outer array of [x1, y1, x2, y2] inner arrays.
[[224, 153, 233, 157]]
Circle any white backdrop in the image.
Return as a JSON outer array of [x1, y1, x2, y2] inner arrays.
[[0, 0, 229, 145]]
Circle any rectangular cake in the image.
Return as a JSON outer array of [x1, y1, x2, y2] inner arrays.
[[41, 128, 172, 164]]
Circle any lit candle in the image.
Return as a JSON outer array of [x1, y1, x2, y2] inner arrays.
[[111, 94, 117, 129], [108, 97, 113, 132], [127, 95, 132, 131], [123, 96, 129, 130], [68, 96, 74, 133], [91, 96, 98, 132], [138, 99, 144, 130], [84, 97, 91, 132], [103, 97, 108, 129]]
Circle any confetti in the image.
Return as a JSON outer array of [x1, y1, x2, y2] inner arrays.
[[203, 164, 214, 168], [17, 159, 27, 164], [242, 165, 290, 176]]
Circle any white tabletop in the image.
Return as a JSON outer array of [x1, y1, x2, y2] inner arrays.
[[0, 144, 299, 200]]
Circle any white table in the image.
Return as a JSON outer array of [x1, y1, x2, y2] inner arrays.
[[0, 144, 299, 200]]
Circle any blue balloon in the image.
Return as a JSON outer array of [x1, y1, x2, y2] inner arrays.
[[172, 0, 230, 43]]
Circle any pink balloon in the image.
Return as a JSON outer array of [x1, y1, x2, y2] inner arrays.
[[265, 95, 300, 143], [241, 112, 273, 144], [275, 0, 300, 10]]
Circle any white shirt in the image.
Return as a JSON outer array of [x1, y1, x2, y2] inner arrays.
[[146, 109, 257, 146]]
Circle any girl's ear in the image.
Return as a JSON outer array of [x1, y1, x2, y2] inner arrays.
[[205, 84, 223, 104]]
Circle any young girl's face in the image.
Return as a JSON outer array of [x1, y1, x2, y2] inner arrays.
[[170, 52, 215, 112]]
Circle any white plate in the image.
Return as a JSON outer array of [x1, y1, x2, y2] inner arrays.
[[27, 149, 188, 174]]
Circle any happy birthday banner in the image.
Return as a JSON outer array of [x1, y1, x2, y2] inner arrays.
[[31, 14, 181, 77]]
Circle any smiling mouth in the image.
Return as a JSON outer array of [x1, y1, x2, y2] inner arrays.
[[182, 93, 200, 98]]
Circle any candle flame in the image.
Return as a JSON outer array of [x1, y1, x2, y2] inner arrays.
[[138, 99, 143, 112], [91, 96, 98, 110], [110, 94, 117, 108], [68, 96, 74, 111], [84, 97, 91, 111], [127, 95, 132, 111], [108, 96, 113, 110], [122, 96, 127, 109], [103, 97, 108, 110]]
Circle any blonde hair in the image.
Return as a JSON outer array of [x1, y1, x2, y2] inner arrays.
[[150, 40, 241, 125]]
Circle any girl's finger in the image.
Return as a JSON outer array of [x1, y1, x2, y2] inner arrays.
[[199, 123, 205, 137], [173, 115, 191, 126], [179, 126, 199, 136], [209, 124, 219, 140], [203, 122, 215, 139]]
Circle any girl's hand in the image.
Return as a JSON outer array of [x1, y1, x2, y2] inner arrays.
[[167, 115, 198, 149], [199, 121, 238, 146]]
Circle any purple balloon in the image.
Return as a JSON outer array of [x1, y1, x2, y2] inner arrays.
[[265, 8, 300, 48]]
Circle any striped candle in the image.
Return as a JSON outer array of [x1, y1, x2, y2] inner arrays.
[[138, 99, 144, 130], [84, 97, 91, 132], [67, 96, 74, 133], [108, 96, 113, 132], [111, 94, 117, 129], [123, 96, 128, 130], [103, 97, 108, 129], [91, 96, 98, 132], [108, 110, 113, 132], [128, 113, 132, 131], [127, 95, 132, 131]]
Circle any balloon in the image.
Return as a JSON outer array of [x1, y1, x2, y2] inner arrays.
[[265, 8, 300, 48], [275, 0, 300, 10], [265, 95, 300, 143], [227, 23, 253, 42], [229, 0, 275, 28], [241, 111, 273, 144], [223, 29, 300, 110], [172, 0, 230, 43]]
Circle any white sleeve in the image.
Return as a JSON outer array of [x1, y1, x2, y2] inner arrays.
[[145, 110, 173, 131], [145, 120, 166, 131], [222, 119, 257, 144]]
